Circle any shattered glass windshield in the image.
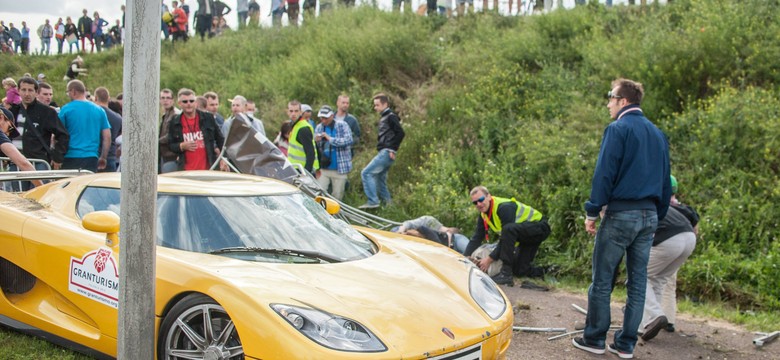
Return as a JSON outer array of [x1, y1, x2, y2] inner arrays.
[[77, 187, 376, 262]]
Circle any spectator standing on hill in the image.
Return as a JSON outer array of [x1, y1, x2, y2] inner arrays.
[[58, 80, 111, 173], [465, 186, 551, 285], [54, 18, 65, 54], [19, 22, 30, 55], [287, 0, 301, 26], [0, 27, 11, 54], [8, 23, 21, 54], [92, 12, 109, 52], [334, 94, 360, 156], [237, 0, 249, 27], [162, 1, 172, 41], [180, 0, 191, 33], [248, 0, 261, 26], [214, 0, 232, 25], [359, 93, 404, 209], [271, 0, 285, 27], [195, 0, 214, 41], [39, 19, 53, 55], [314, 105, 353, 200], [77, 9, 94, 53], [93, 87, 122, 172], [339, 0, 355, 7], [203, 92, 225, 129], [168, 88, 227, 171], [303, 0, 317, 20], [159, 89, 181, 173], [638, 175, 698, 342], [171, 1, 189, 42], [573, 78, 671, 359], [8, 76, 68, 189], [109, 20, 122, 46], [287, 100, 318, 176], [64, 17, 79, 53]]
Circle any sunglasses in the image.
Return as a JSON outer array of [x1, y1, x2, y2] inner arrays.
[[607, 91, 623, 100], [472, 196, 486, 205], [180, 99, 196, 103]]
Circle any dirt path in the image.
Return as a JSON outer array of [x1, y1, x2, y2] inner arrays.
[[502, 284, 779, 359]]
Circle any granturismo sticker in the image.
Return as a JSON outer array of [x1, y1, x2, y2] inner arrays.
[[69, 247, 119, 308]]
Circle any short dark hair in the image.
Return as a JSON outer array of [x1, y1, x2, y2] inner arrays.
[[611, 78, 644, 105], [17, 76, 39, 91], [108, 100, 122, 115], [38, 82, 52, 92], [372, 93, 389, 105]]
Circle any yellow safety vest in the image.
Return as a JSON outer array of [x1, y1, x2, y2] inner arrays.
[[288, 119, 319, 170], [481, 196, 543, 233]]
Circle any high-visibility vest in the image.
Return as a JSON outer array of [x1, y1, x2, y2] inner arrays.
[[481, 196, 543, 233], [288, 119, 319, 170]]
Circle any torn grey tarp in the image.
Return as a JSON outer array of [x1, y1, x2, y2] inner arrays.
[[223, 117, 299, 184]]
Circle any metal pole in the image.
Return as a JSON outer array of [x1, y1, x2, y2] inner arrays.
[[118, 0, 160, 357]]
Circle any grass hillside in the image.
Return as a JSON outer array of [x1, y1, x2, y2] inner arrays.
[[2, 0, 779, 313]]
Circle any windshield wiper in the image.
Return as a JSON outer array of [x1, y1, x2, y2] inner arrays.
[[208, 247, 342, 263]]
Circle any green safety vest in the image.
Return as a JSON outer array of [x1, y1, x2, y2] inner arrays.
[[481, 196, 543, 233], [288, 119, 319, 170]]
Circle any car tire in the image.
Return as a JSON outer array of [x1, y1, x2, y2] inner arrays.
[[158, 293, 244, 360]]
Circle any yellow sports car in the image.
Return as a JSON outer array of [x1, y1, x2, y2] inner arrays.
[[0, 171, 513, 359]]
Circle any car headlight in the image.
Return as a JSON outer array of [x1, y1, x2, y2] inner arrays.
[[469, 267, 507, 319], [271, 303, 387, 352]]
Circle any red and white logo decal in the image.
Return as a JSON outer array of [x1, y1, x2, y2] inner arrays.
[[69, 247, 120, 309]]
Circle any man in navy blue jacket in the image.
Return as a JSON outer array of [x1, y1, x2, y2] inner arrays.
[[572, 78, 671, 359]]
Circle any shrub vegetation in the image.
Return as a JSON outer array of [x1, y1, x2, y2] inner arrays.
[[2, 0, 778, 312]]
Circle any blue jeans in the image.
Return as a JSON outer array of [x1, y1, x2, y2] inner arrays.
[[62, 157, 98, 173], [584, 209, 657, 353], [5, 161, 50, 191], [361, 149, 395, 205]]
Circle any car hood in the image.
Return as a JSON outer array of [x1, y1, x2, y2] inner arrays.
[[157, 229, 510, 355]]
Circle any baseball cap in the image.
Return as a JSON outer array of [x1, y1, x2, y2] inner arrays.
[[37, 73, 46, 81], [317, 105, 334, 118], [0, 106, 20, 138], [228, 95, 246, 103], [301, 104, 312, 113]]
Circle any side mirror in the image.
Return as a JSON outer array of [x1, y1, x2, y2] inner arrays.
[[82, 211, 121, 247], [314, 196, 341, 215]]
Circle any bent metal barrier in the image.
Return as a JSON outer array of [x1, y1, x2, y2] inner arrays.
[[215, 117, 401, 231]]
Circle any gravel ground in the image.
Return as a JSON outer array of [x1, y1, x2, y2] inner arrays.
[[501, 283, 780, 359]]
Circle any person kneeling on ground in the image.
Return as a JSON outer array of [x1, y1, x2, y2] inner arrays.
[[465, 185, 551, 286], [394, 215, 468, 254]]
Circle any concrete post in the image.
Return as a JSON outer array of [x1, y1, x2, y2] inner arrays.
[[118, 0, 160, 358]]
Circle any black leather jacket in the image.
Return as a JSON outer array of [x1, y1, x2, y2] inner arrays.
[[167, 110, 224, 170], [10, 100, 69, 163], [376, 107, 404, 152]]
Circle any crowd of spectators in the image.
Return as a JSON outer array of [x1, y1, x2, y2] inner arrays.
[[0, 0, 652, 55]]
